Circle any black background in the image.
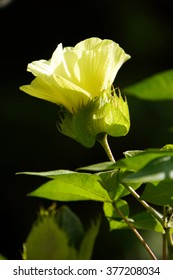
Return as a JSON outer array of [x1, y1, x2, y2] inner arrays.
[[1, 0, 173, 259]]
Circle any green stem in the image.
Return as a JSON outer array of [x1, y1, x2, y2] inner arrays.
[[166, 228, 173, 260], [98, 134, 157, 259], [162, 206, 168, 259], [163, 206, 173, 260], [123, 183, 164, 226], [97, 133, 115, 162], [113, 201, 157, 260]]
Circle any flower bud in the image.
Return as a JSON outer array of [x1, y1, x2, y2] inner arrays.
[[58, 87, 130, 148]]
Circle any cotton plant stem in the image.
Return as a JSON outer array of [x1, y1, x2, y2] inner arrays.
[[166, 228, 173, 260], [163, 206, 173, 260], [98, 134, 157, 259], [162, 206, 168, 260], [123, 183, 164, 226], [113, 201, 157, 260], [98, 133, 163, 226], [97, 133, 115, 162]]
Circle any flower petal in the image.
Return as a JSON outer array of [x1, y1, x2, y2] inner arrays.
[[27, 60, 52, 76], [20, 74, 92, 113], [74, 37, 103, 50], [71, 40, 130, 97], [20, 38, 131, 114], [20, 75, 61, 104], [53, 75, 92, 112]]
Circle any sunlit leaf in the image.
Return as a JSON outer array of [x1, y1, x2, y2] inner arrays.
[[77, 161, 116, 171], [109, 219, 128, 230], [123, 69, 173, 100], [98, 170, 141, 201], [123, 150, 143, 158], [122, 156, 173, 183], [23, 215, 77, 260], [161, 144, 173, 151], [17, 169, 76, 179], [23, 205, 100, 260], [116, 150, 173, 172], [104, 200, 131, 230], [29, 173, 111, 202], [103, 200, 129, 219]]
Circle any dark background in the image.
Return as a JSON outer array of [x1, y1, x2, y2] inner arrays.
[[1, 0, 173, 259]]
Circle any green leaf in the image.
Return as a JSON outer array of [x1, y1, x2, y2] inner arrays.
[[17, 169, 76, 179], [99, 171, 124, 201], [161, 144, 173, 151], [103, 200, 130, 231], [123, 69, 173, 100], [77, 161, 116, 171], [141, 180, 173, 206], [116, 149, 173, 172], [55, 206, 85, 249], [23, 205, 100, 260], [23, 215, 77, 260], [131, 212, 164, 233], [104, 204, 163, 233], [108, 219, 128, 230], [29, 173, 111, 202], [122, 156, 173, 183], [123, 150, 144, 158], [78, 217, 101, 259], [103, 200, 129, 219], [98, 170, 141, 201]]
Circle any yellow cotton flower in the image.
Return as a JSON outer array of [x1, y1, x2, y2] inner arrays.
[[20, 37, 130, 113]]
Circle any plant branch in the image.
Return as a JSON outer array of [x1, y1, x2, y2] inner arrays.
[[113, 201, 157, 260], [163, 206, 173, 260], [123, 183, 164, 226], [97, 133, 159, 260], [162, 206, 168, 259], [166, 228, 173, 260]]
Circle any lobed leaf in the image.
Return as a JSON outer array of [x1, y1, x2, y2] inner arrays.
[[23, 215, 77, 260], [76, 161, 116, 172]]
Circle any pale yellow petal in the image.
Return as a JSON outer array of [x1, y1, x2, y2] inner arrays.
[[21, 38, 131, 114], [20, 75, 62, 105], [50, 43, 64, 71], [20, 74, 91, 113], [73, 40, 130, 97], [53, 75, 92, 112], [27, 60, 51, 76], [74, 37, 103, 50]]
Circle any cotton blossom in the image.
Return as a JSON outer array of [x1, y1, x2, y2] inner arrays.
[[20, 38, 131, 147], [20, 37, 130, 113]]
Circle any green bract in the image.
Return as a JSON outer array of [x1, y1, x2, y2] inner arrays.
[[59, 87, 130, 147], [20, 37, 130, 147]]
